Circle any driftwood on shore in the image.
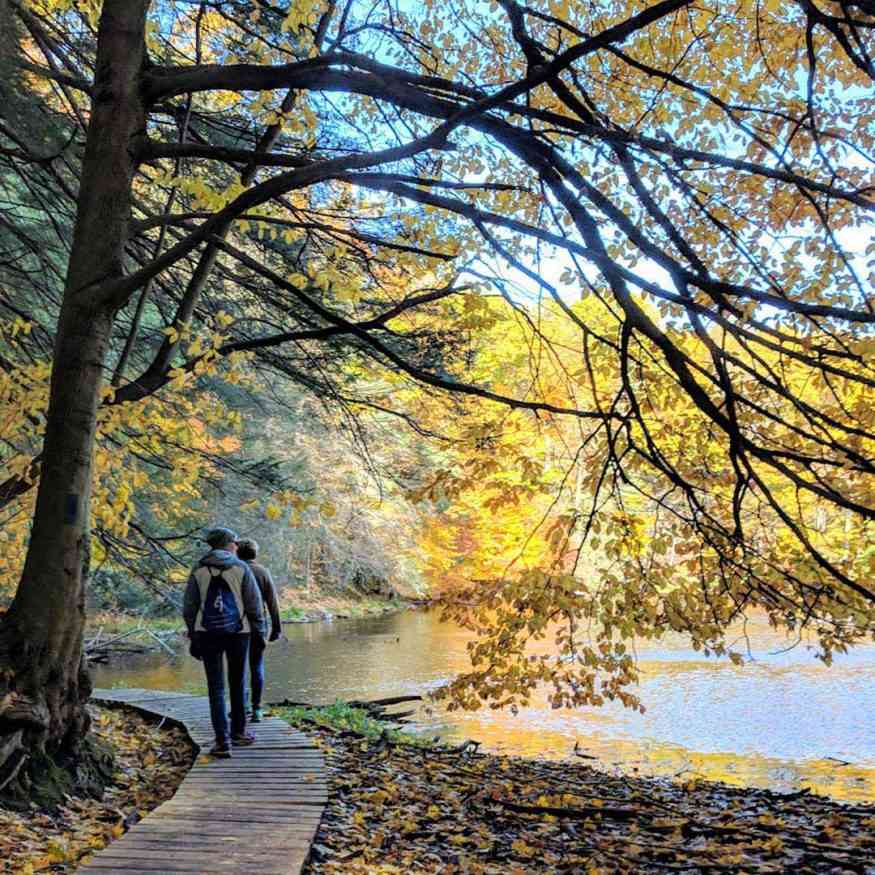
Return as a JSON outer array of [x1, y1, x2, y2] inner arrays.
[[85, 626, 178, 662]]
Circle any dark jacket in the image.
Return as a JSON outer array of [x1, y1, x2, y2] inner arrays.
[[247, 561, 282, 641], [183, 550, 264, 642]]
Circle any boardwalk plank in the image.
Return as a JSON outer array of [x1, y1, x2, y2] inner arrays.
[[180, 786, 326, 792], [94, 839, 312, 851], [211, 753, 325, 761], [121, 823, 318, 838], [179, 785, 330, 793], [183, 773, 326, 780], [182, 773, 327, 782], [124, 820, 320, 836], [79, 689, 326, 875], [81, 860, 305, 875], [182, 775, 324, 782], [84, 847, 310, 867], [151, 806, 325, 821], [166, 792, 328, 802], [142, 801, 324, 816]]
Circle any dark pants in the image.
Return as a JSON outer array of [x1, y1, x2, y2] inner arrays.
[[200, 632, 249, 744], [249, 637, 266, 710]]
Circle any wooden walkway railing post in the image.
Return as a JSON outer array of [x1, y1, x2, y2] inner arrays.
[[78, 688, 327, 875]]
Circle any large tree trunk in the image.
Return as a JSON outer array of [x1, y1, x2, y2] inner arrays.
[[0, 0, 149, 799]]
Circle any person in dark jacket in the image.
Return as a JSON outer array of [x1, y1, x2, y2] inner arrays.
[[183, 526, 264, 757], [236, 538, 282, 722]]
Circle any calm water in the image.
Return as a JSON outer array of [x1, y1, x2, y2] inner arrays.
[[92, 609, 875, 802]]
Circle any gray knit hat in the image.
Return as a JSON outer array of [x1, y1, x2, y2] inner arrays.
[[236, 538, 259, 560], [204, 526, 239, 548]]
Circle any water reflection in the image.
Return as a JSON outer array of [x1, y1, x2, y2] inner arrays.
[[91, 609, 875, 802]]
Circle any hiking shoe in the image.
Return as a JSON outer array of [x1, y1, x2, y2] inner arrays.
[[231, 732, 256, 746], [210, 743, 232, 758], [251, 708, 264, 723]]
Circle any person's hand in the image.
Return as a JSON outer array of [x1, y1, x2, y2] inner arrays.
[[269, 626, 281, 642], [189, 632, 203, 661]]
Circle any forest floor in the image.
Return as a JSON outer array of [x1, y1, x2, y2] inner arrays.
[[0, 705, 193, 874], [8, 699, 869, 874], [280, 704, 875, 875]]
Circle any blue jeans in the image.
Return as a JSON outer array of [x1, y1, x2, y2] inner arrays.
[[200, 632, 249, 744], [249, 637, 266, 710]]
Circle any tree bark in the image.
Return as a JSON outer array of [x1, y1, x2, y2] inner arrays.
[[0, 0, 149, 796]]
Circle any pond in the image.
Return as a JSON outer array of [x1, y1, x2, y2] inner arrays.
[[91, 608, 875, 803]]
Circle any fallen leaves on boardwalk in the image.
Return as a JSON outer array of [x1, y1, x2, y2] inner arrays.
[[0, 705, 192, 873], [302, 727, 875, 874]]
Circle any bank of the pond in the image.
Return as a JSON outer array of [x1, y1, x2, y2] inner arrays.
[[282, 705, 875, 875], [0, 705, 193, 874], [84, 594, 420, 659], [91, 609, 875, 802]]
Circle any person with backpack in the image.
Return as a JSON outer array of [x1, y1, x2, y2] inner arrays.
[[183, 526, 265, 757], [235, 538, 282, 722]]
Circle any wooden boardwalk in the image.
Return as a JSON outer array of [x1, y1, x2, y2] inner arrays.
[[80, 688, 327, 875]]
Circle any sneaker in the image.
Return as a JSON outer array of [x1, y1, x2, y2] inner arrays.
[[231, 732, 256, 746], [210, 742, 232, 758], [251, 708, 264, 723]]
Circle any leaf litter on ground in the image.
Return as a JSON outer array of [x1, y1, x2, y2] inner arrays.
[[280, 706, 875, 875], [0, 704, 193, 874]]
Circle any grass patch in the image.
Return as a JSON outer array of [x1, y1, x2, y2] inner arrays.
[[281, 606, 309, 621], [276, 702, 432, 747]]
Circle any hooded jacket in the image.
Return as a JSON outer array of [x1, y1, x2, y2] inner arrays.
[[183, 549, 264, 640]]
